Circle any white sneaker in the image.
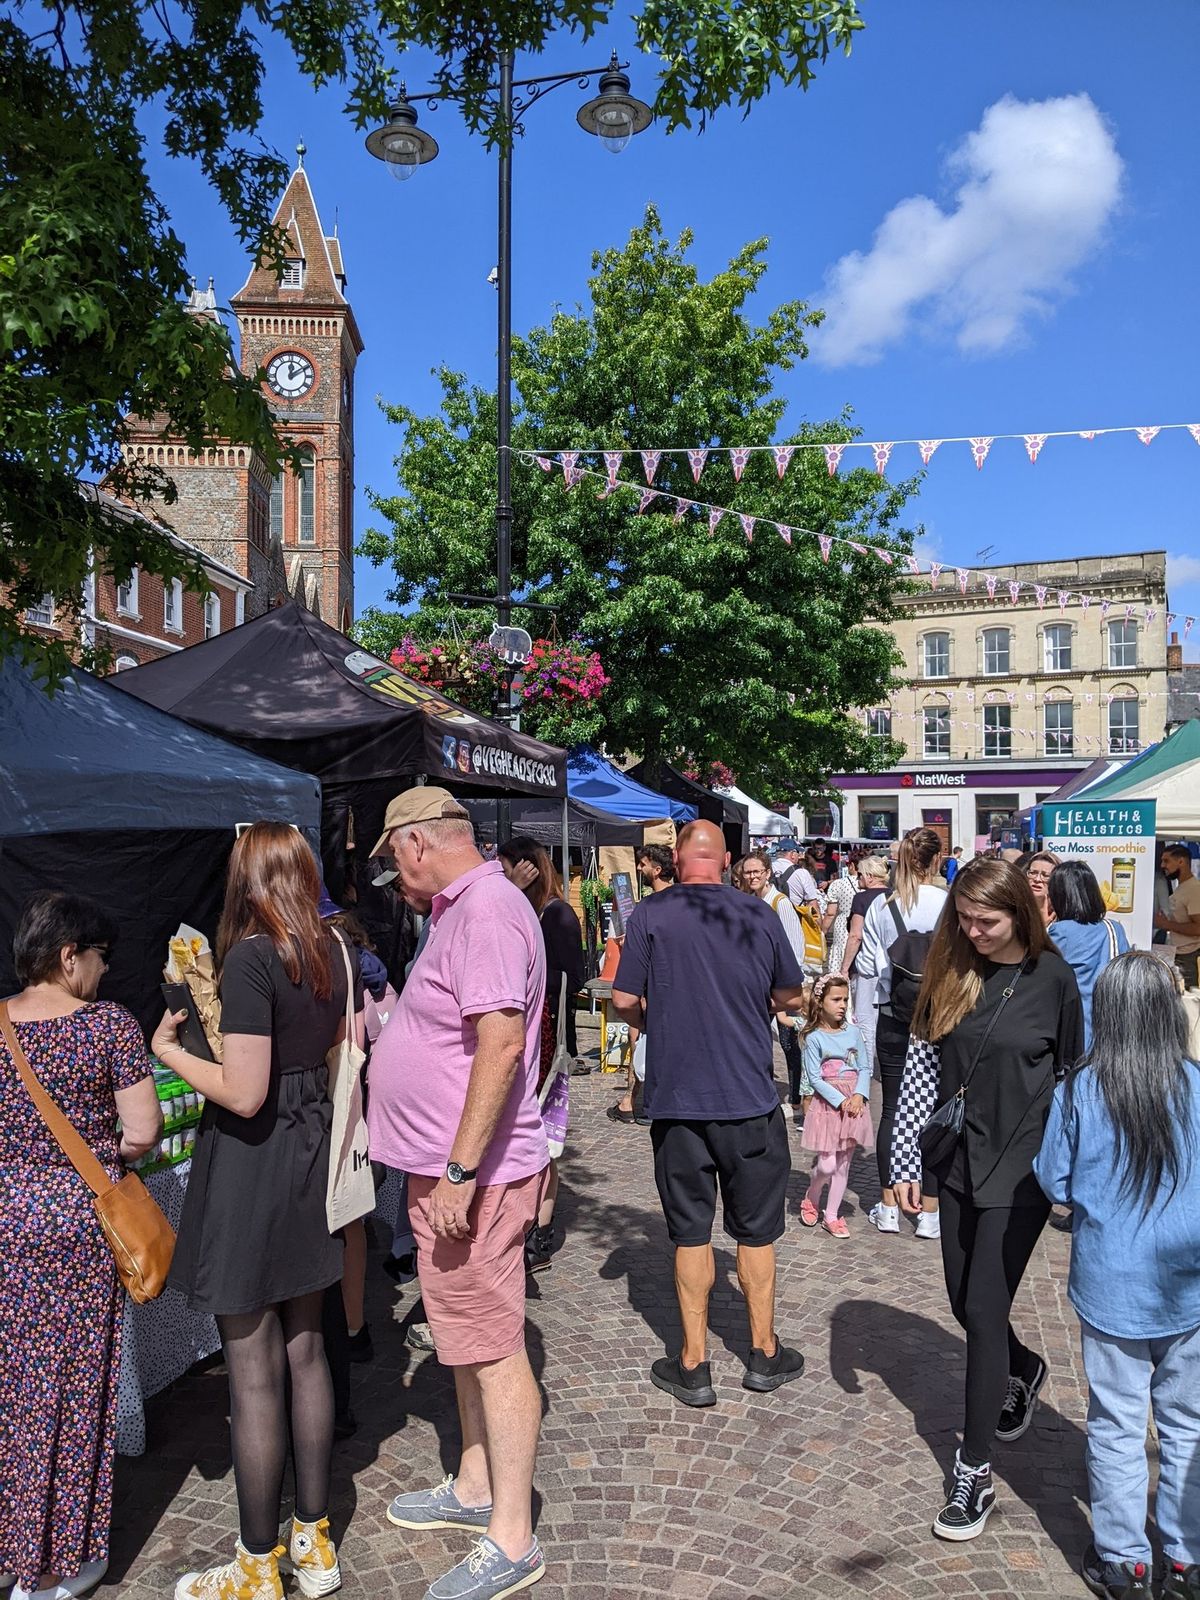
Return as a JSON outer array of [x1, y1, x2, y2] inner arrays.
[[915, 1210, 941, 1240], [13, 1563, 108, 1600], [869, 1203, 900, 1234]]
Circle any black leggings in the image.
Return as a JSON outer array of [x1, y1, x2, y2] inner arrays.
[[874, 1016, 938, 1197], [218, 1289, 334, 1553], [939, 1187, 1048, 1465], [779, 1024, 805, 1105]]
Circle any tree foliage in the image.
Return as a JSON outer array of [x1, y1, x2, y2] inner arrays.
[[357, 208, 918, 801], [1, 0, 862, 683]]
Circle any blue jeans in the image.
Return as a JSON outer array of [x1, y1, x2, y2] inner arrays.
[[1081, 1317, 1200, 1566]]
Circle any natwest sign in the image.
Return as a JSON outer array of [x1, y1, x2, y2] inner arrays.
[[900, 771, 969, 789]]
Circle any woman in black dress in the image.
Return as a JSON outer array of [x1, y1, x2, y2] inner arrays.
[[890, 857, 1083, 1544], [153, 823, 362, 1600]]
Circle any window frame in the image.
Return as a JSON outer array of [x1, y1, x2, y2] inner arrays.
[[116, 567, 140, 618], [281, 257, 306, 289], [163, 577, 184, 633], [982, 703, 1012, 759], [922, 705, 951, 758], [1108, 697, 1140, 755], [24, 593, 55, 627], [203, 593, 221, 640], [1043, 622, 1072, 673], [866, 708, 893, 743], [922, 631, 951, 680], [298, 454, 316, 545], [114, 654, 139, 672], [1108, 619, 1138, 670], [269, 470, 285, 545], [1043, 699, 1074, 757], [982, 626, 1011, 676]]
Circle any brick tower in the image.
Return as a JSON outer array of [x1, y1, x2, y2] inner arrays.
[[232, 154, 364, 630]]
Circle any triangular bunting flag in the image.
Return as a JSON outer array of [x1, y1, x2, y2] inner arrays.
[[969, 436, 994, 471], [638, 489, 658, 514], [1186, 617, 1196, 638], [603, 451, 622, 488], [1035, 585, 1047, 608], [1080, 594, 1092, 615], [1008, 581, 1021, 605], [673, 499, 692, 523], [929, 562, 942, 589], [1079, 431, 1098, 440], [1188, 426, 1200, 448], [1124, 605, 1135, 622], [739, 513, 756, 543], [730, 447, 752, 481], [535, 456, 553, 472], [1101, 600, 1112, 619], [1058, 591, 1070, 614], [917, 440, 942, 465], [708, 507, 724, 536], [905, 554, 921, 575], [687, 448, 708, 483], [872, 442, 894, 476], [1167, 612, 1177, 628], [1024, 434, 1047, 463], [818, 534, 833, 562], [876, 548, 894, 565], [560, 451, 579, 483], [1134, 427, 1160, 447], [640, 449, 662, 484], [773, 445, 795, 479], [1146, 610, 1157, 625], [957, 568, 970, 595], [776, 524, 792, 545], [823, 443, 847, 476], [847, 541, 870, 556], [986, 576, 998, 600]]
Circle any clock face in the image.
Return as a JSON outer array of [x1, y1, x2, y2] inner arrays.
[[266, 352, 315, 399]]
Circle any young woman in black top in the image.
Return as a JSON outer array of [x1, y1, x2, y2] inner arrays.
[[891, 857, 1083, 1543]]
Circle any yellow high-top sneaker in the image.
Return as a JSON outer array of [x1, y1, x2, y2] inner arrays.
[[283, 1517, 342, 1598], [175, 1541, 285, 1600]]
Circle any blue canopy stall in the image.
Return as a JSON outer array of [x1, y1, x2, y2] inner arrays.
[[567, 747, 697, 827]]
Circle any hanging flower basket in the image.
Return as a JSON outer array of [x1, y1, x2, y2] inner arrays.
[[521, 638, 610, 706], [390, 632, 610, 717]]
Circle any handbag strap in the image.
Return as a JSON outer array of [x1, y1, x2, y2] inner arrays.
[[0, 1000, 111, 1199], [886, 895, 908, 942], [556, 972, 569, 1052], [330, 932, 357, 1042], [956, 959, 1029, 1099], [1105, 918, 1118, 962]]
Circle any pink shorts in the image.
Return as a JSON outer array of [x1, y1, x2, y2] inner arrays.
[[407, 1170, 546, 1365]]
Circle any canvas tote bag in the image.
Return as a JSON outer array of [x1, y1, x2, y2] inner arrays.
[[325, 935, 374, 1232], [538, 975, 571, 1160]]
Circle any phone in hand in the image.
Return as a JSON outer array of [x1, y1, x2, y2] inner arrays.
[[160, 982, 215, 1062]]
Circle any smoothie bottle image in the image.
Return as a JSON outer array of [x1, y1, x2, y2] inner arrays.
[[1109, 856, 1136, 913]]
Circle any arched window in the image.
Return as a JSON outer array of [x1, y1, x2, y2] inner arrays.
[[270, 470, 285, 544], [921, 632, 950, 679], [298, 453, 315, 544], [114, 654, 138, 672]]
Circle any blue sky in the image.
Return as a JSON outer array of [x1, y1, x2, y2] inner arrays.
[[146, 0, 1200, 655]]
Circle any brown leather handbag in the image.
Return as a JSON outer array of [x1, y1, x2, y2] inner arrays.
[[0, 1002, 175, 1303]]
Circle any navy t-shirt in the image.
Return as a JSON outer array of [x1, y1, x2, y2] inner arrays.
[[613, 883, 804, 1121]]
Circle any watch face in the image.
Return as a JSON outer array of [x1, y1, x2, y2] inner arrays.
[[446, 1162, 469, 1184], [266, 351, 315, 399]]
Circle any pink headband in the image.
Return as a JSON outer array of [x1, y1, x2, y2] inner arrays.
[[811, 973, 846, 1002]]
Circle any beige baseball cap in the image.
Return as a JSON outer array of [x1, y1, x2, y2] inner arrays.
[[369, 787, 470, 857]]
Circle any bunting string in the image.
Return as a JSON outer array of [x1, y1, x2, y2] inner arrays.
[[521, 452, 1192, 639], [522, 422, 1200, 484]]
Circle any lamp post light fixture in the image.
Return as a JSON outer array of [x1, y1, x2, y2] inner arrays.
[[365, 50, 652, 722]]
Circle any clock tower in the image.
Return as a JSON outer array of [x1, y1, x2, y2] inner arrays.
[[232, 155, 364, 631]]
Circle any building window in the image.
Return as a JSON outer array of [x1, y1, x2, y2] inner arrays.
[[114, 654, 138, 672], [922, 632, 950, 679], [1043, 623, 1072, 672], [298, 455, 315, 544], [866, 708, 892, 742], [861, 806, 899, 842], [983, 704, 1012, 758], [204, 593, 221, 639], [270, 470, 285, 544], [116, 568, 140, 617], [1109, 620, 1138, 669], [1109, 697, 1140, 754], [1044, 700, 1074, 756], [281, 257, 306, 289], [235, 590, 246, 627], [982, 627, 1011, 675], [163, 577, 183, 632], [25, 593, 55, 627], [923, 706, 950, 758]]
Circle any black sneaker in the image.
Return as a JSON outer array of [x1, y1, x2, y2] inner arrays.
[[932, 1452, 996, 1541], [995, 1355, 1047, 1442], [524, 1224, 555, 1275], [1080, 1544, 1152, 1598], [742, 1342, 806, 1393], [347, 1324, 374, 1364], [1163, 1561, 1200, 1600], [650, 1355, 717, 1407]]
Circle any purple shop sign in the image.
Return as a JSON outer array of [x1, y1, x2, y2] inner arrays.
[[833, 767, 1083, 792]]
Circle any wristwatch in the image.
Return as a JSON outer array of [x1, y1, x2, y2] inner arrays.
[[445, 1161, 478, 1185]]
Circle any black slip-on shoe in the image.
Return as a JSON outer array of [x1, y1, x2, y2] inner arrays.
[[650, 1355, 717, 1407], [742, 1343, 806, 1392]]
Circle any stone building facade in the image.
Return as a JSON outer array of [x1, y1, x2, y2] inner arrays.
[[796, 551, 1171, 851]]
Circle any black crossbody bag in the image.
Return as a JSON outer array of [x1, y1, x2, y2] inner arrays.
[[919, 960, 1028, 1169]]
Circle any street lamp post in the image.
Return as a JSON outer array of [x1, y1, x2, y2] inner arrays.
[[366, 52, 652, 718]]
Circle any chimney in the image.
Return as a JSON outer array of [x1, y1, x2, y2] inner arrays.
[[1167, 632, 1183, 672]]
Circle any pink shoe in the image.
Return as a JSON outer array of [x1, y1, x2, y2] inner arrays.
[[800, 1198, 820, 1228], [822, 1216, 850, 1239]]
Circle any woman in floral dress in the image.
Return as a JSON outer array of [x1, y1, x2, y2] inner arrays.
[[0, 893, 162, 1600]]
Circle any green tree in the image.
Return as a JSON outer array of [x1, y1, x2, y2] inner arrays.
[[1, 1, 862, 684], [357, 207, 918, 801]]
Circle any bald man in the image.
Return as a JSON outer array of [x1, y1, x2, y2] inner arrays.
[[613, 820, 807, 1406]]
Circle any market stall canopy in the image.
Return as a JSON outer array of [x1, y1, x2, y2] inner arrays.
[[0, 656, 320, 1031], [1060, 719, 1200, 837], [112, 601, 567, 800], [1034, 757, 1133, 809], [628, 760, 749, 857], [716, 784, 791, 839], [567, 747, 696, 825], [464, 795, 649, 851]]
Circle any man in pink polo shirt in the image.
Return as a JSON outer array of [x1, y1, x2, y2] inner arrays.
[[367, 787, 550, 1600]]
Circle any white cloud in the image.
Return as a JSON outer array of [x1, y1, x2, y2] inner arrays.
[[815, 94, 1123, 366], [1168, 553, 1200, 587]]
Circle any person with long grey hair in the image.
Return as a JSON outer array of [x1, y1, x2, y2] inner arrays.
[[1035, 951, 1200, 1600]]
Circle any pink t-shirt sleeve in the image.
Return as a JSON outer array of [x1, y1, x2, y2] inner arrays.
[[450, 905, 531, 1019]]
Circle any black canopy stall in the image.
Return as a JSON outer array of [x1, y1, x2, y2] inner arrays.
[[628, 760, 750, 859]]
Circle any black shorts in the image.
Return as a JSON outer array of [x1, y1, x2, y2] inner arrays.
[[651, 1108, 790, 1247]]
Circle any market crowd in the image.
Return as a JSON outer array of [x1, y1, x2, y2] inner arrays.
[[1, 804, 1199, 1600]]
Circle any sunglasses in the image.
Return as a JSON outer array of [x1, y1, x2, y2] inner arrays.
[[79, 944, 112, 964]]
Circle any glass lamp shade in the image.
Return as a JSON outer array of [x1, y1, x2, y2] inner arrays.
[[595, 103, 635, 154], [384, 131, 421, 180]]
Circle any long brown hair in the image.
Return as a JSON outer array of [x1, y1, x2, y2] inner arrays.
[[910, 858, 1048, 1041], [893, 826, 943, 912], [802, 973, 850, 1038], [217, 823, 333, 999], [498, 835, 558, 913]]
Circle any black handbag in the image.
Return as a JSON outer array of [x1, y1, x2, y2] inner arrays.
[[918, 961, 1027, 1170]]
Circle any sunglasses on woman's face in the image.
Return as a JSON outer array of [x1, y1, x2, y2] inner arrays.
[[79, 944, 112, 966]]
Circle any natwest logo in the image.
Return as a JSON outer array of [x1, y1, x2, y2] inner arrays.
[[902, 770, 968, 788]]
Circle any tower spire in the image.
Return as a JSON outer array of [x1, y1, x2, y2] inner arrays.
[[296, 139, 306, 170]]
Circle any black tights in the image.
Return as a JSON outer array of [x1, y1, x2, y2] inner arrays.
[[938, 1187, 1048, 1465], [218, 1289, 334, 1554]]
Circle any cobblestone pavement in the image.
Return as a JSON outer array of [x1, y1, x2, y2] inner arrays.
[[104, 1028, 1109, 1600]]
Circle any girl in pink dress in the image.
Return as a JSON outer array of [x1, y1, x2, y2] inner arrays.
[[799, 975, 875, 1237]]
